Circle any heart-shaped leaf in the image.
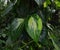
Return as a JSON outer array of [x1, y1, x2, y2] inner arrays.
[[26, 14, 43, 42]]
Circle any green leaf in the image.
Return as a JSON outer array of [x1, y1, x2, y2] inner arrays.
[[1, 2, 14, 17], [55, 0, 60, 8], [43, 0, 51, 8], [48, 31, 60, 50], [0, 40, 5, 44], [43, 1, 47, 8], [8, 18, 24, 41], [26, 14, 43, 42], [29, 46, 34, 50], [1, 0, 17, 17]]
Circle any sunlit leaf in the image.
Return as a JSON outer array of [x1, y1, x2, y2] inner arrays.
[[26, 14, 43, 42], [55, 1, 60, 8], [43, 0, 51, 8], [43, 1, 47, 8]]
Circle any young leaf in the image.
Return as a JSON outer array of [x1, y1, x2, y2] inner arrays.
[[26, 14, 43, 42]]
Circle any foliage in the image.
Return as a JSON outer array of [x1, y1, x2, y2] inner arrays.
[[0, 0, 60, 50]]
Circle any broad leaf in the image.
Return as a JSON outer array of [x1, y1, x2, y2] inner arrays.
[[8, 18, 24, 41], [26, 14, 42, 42]]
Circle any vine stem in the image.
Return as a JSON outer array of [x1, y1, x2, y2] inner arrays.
[[20, 40, 33, 49]]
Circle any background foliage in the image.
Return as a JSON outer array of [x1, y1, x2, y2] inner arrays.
[[0, 0, 60, 50]]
